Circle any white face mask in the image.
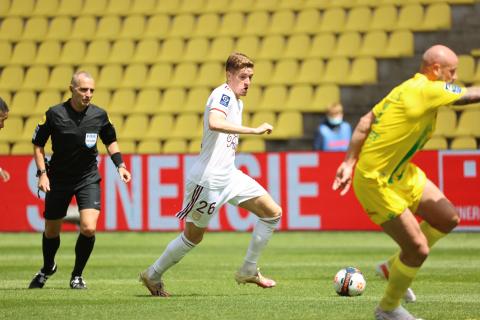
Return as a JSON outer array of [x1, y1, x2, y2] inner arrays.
[[327, 116, 343, 126]]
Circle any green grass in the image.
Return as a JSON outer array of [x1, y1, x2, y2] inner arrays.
[[1, 232, 479, 320]]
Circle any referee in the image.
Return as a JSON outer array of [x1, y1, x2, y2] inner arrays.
[[28, 71, 131, 289]]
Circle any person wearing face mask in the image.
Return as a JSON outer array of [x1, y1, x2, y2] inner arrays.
[[313, 102, 352, 151]]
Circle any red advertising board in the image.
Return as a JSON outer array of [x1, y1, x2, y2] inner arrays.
[[0, 151, 478, 232]]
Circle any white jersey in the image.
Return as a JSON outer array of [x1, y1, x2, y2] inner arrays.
[[187, 83, 243, 188]]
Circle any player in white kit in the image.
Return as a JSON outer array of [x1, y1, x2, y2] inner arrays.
[[139, 53, 282, 296]]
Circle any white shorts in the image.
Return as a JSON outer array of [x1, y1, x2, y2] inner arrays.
[[176, 170, 267, 228]]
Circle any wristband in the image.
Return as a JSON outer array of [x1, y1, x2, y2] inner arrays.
[[110, 152, 124, 168], [36, 169, 47, 177]]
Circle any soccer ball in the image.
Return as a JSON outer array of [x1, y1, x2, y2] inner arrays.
[[333, 267, 366, 296]]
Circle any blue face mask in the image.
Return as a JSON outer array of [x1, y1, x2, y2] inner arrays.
[[327, 116, 343, 126]]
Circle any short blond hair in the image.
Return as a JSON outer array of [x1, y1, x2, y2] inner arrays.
[[327, 102, 343, 115], [226, 52, 254, 73], [70, 71, 94, 87]]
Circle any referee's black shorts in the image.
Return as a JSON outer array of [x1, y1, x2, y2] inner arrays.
[[44, 182, 101, 220]]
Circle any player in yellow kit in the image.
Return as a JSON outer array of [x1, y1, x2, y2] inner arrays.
[[332, 45, 480, 320]]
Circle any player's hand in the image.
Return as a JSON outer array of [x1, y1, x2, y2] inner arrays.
[[255, 123, 273, 135], [332, 161, 353, 196], [0, 168, 10, 182], [118, 167, 131, 183], [38, 174, 50, 192]]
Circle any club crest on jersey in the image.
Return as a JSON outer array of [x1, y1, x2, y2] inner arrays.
[[85, 133, 97, 148], [220, 94, 230, 107], [445, 83, 461, 94]]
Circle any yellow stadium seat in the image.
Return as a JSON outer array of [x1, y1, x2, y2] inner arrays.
[[19, 116, 41, 141], [358, 31, 388, 57], [242, 112, 252, 127], [258, 35, 285, 61], [279, 0, 306, 10], [9, 41, 37, 66], [206, 37, 235, 62], [252, 60, 274, 87], [235, 36, 260, 59], [137, 140, 162, 154], [57, 0, 83, 16], [219, 12, 245, 37], [239, 138, 266, 153], [178, 0, 206, 13], [34, 40, 61, 65], [81, 0, 107, 16], [182, 87, 209, 113], [146, 114, 175, 139], [70, 16, 97, 40], [117, 140, 136, 154], [120, 64, 148, 89], [84, 40, 111, 65], [422, 136, 448, 150], [22, 66, 49, 90], [293, 9, 320, 35], [0, 142, 9, 155], [250, 111, 276, 128], [168, 14, 195, 38], [0, 40, 12, 65], [96, 16, 121, 40], [108, 114, 124, 133], [433, 107, 457, 137], [258, 85, 287, 112], [144, 14, 170, 39], [188, 138, 203, 154], [418, 3, 451, 31], [10, 91, 37, 116], [131, 0, 156, 14], [145, 64, 173, 89], [154, 0, 181, 14], [7, 0, 34, 16], [285, 85, 314, 111], [344, 6, 372, 32], [229, 0, 255, 12], [273, 111, 303, 139], [157, 38, 185, 63], [109, 89, 136, 115], [204, 0, 230, 13], [295, 59, 324, 85], [76, 64, 99, 80], [120, 15, 146, 40], [311, 85, 340, 112], [253, 0, 279, 11], [171, 114, 201, 139], [333, 32, 362, 57], [268, 10, 295, 35], [193, 13, 220, 38], [0, 0, 11, 17], [242, 87, 262, 111], [397, 4, 423, 30], [455, 109, 480, 137], [105, 0, 132, 15], [369, 5, 397, 31], [169, 63, 198, 88], [457, 55, 475, 84], [120, 114, 149, 140], [244, 11, 270, 36], [163, 139, 188, 154], [196, 62, 224, 87], [0, 66, 24, 90], [46, 16, 72, 41], [0, 17, 24, 41], [21, 17, 48, 41], [0, 116, 23, 143], [384, 30, 414, 58], [319, 8, 346, 33], [283, 34, 311, 59], [321, 58, 350, 84], [48, 65, 73, 90], [474, 61, 480, 83], [0, 90, 12, 106], [108, 40, 135, 64], [450, 136, 477, 150], [158, 88, 186, 114], [183, 38, 210, 63], [271, 60, 299, 85], [96, 65, 123, 89], [132, 39, 160, 64], [345, 57, 377, 85], [308, 33, 336, 58], [133, 89, 161, 115], [11, 142, 34, 155], [34, 90, 61, 115], [32, 0, 59, 16], [59, 40, 87, 65], [91, 89, 111, 109]]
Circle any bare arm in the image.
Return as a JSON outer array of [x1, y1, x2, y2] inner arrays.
[[332, 111, 375, 195], [453, 87, 480, 105], [208, 111, 272, 135], [0, 167, 10, 182], [106, 141, 131, 183], [34, 145, 50, 192]]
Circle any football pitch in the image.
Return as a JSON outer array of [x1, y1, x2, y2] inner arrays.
[[1, 231, 479, 320]]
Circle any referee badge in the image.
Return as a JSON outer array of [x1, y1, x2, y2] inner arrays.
[[85, 133, 98, 148]]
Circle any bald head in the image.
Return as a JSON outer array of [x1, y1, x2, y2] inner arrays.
[[421, 45, 459, 82]]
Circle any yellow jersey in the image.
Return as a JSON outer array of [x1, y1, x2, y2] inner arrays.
[[356, 73, 466, 184]]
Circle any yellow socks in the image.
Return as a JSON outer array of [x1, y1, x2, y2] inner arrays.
[[420, 221, 446, 248], [380, 256, 419, 311]]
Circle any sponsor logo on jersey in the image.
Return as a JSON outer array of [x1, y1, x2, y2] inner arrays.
[[444, 83, 461, 94], [220, 94, 231, 107], [85, 133, 98, 148]]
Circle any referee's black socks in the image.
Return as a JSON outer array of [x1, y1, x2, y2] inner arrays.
[[41, 232, 60, 273], [72, 233, 95, 277]]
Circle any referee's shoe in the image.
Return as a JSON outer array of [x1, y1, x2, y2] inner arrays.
[[28, 264, 57, 288]]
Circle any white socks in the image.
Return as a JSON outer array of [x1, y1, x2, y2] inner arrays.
[[148, 233, 196, 280], [240, 215, 281, 275]]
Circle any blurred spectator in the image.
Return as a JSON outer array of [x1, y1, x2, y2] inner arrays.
[[313, 102, 352, 151], [0, 97, 11, 182]]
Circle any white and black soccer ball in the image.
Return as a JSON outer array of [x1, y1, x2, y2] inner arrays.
[[333, 267, 366, 296]]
